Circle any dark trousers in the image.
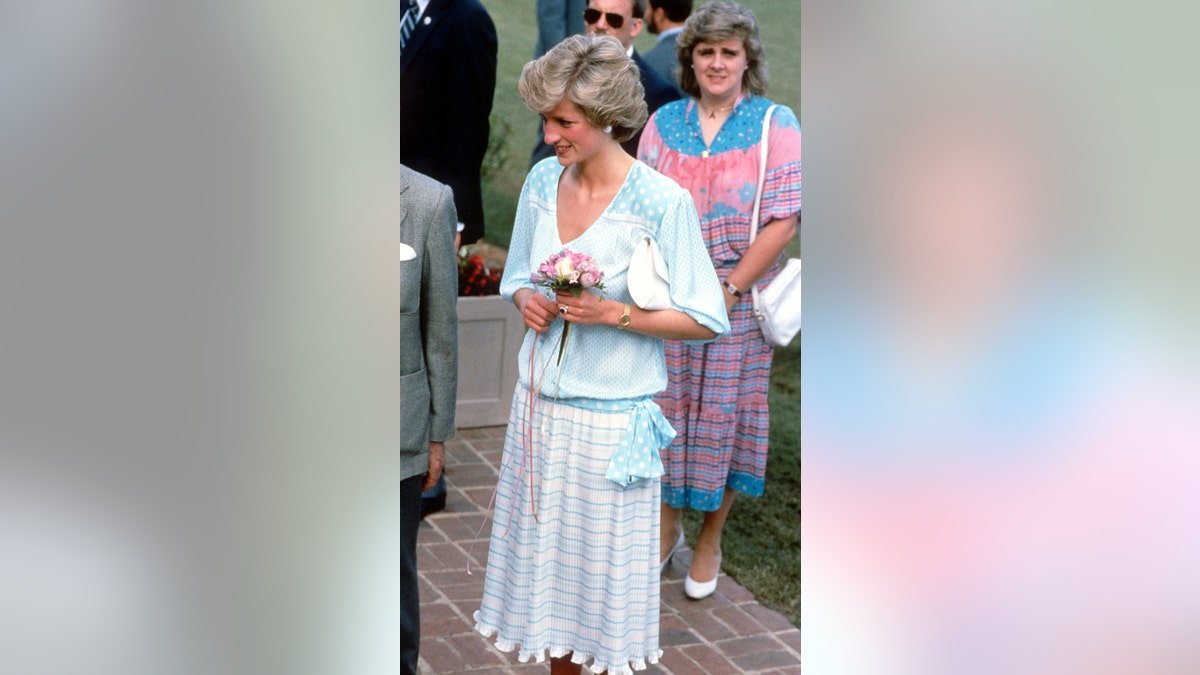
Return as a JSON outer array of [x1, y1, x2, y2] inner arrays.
[[401, 473, 424, 675]]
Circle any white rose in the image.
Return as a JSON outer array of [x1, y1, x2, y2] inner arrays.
[[554, 257, 574, 278]]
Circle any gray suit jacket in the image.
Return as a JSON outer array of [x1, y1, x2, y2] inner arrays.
[[643, 32, 682, 91], [400, 165, 459, 481], [534, 0, 587, 58]]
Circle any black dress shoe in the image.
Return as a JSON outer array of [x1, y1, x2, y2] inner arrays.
[[420, 474, 446, 519]]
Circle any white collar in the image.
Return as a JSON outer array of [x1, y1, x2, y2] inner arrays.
[[657, 26, 683, 41], [415, 0, 431, 16], [626, 44, 634, 58]]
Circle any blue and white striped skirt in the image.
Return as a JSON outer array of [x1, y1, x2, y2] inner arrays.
[[473, 386, 663, 675]]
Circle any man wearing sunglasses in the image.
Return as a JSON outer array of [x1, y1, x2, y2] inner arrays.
[[528, 0, 679, 165]]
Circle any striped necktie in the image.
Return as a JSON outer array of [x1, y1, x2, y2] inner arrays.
[[400, 0, 419, 51]]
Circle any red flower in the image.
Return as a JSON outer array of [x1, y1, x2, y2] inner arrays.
[[458, 251, 502, 296]]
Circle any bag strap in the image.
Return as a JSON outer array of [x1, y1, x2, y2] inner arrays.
[[748, 104, 777, 246], [750, 105, 777, 317]]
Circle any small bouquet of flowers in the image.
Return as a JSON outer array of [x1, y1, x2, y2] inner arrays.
[[530, 248, 605, 365], [531, 249, 605, 296]]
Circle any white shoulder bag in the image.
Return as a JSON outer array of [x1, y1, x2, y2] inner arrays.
[[749, 105, 801, 347]]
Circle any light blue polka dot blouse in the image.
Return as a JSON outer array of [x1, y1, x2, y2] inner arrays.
[[500, 158, 730, 402]]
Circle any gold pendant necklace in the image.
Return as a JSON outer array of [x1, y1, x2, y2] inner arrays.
[[698, 100, 732, 157], [699, 102, 734, 120]]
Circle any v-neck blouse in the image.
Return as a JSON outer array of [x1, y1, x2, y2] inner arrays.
[[553, 160, 635, 246], [500, 158, 729, 401]]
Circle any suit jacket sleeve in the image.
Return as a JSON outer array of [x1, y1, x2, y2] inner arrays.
[[535, 0, 567, 57], [445, 6, 497, 232], [421, 184, 459, 442], [535, 0, 587, 56]]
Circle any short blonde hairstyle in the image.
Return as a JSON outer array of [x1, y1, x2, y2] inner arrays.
[[676, 1, 768, 98], [518, 33, 648, 143]]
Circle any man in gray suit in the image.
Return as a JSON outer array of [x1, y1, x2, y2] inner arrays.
[[400, 165, 458, 675], [642, 0, 691, 88]]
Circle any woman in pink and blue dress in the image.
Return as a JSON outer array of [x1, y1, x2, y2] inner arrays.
[[473, 34, 729, 674], [637, 0, 801, 600]]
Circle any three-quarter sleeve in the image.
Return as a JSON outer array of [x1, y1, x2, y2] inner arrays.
[[499, 177, 536, 302], [760, 105, 803, 226], [656, 190, 730, 343], [423, 183, 459, 443]]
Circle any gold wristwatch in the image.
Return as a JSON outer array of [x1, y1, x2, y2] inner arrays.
[[617, 303, 632, 330]]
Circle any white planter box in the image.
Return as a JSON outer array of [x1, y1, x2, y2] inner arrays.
[[455, 295, 524, 428]]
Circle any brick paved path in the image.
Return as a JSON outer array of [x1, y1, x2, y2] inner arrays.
[[416, 426, 802, 674]]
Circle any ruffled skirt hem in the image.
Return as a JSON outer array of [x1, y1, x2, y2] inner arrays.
[[473, 619, 663, 675]]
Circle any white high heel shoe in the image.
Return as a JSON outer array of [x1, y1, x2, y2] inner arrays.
[[684, 550, 722, 600], [658, 529, 685, 575]]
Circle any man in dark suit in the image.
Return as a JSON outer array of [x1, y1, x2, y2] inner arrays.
[[643, 0, 691, 88], [400, 0, 497, 246], [401, 0, 494, 517], [399, 165, 458, 675], [529, 0, 680, 165]]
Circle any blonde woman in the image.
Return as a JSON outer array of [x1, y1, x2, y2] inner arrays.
[[473, 34, 728, 675]]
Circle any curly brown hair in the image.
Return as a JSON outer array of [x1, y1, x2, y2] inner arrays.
[[676, 1, 768, 98]]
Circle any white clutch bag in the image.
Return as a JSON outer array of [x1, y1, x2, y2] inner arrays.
[[627, 236, 672, 310]]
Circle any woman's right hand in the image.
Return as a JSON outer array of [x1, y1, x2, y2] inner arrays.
[[516, 289, 559, 333]]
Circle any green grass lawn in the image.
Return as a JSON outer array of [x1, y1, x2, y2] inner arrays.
[[478, 0, 800, 626]]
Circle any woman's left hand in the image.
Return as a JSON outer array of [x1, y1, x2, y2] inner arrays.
[[724, 288, 739, 315], [554, 289, 613, 326]]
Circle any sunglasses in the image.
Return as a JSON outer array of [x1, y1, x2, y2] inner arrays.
[[583, 8, 628, 28]]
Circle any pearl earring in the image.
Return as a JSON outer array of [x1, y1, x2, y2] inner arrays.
[[603, 125, 613, 134]]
